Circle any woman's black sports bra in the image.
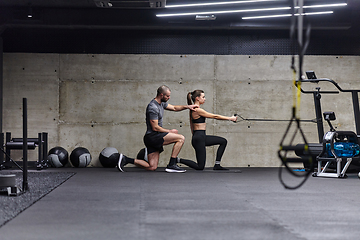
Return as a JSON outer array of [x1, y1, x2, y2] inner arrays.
[[192, 115, 206, 123]]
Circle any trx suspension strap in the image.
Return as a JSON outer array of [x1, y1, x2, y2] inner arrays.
[[278, 0, 314, 190]]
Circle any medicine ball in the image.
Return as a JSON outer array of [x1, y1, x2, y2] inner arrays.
[[70, 147, 92, 167], [99, 147, 120, 168], [136, 148, 148, 162], [47, 147, 69, 168]]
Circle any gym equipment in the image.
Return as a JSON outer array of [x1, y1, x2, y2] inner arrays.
[[234, 114, 316, 123], [70, 147, 91, 167], [298, 71, 360, 143], [47, 147, 69, 168], [278, 114, 314, 189], [0, 174, 20, 196], [136, 148, 148, 162], [314, 130, 360, 178], [294, 73, 360, 178], [0, 98, 30, 195], [311, 112, 360, 178], [1, 132, 49, 170], [99, 147, 119, 168], [277, 1, 315, 190]]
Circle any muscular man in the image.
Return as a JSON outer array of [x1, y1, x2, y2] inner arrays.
[[117, 85, 198, 173]]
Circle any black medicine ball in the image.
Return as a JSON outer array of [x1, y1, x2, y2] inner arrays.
[[99, 147, 120, 168], [70, 147, 92, 167], [136, 148, 148, 162], [48, 146, 69, 168]]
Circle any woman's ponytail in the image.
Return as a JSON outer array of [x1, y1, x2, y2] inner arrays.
[[187, 92, 193, 105]]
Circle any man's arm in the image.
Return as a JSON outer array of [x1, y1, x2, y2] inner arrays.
[[150, 119, 178, 133], [166, 103, 198, 112]]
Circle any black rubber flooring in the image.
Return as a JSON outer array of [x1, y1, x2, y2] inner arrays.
[[0, 171, 75, 227], [0, 167, 359, 240]]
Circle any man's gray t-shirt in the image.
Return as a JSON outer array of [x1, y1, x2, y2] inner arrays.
[[145, 99, 168, 134]]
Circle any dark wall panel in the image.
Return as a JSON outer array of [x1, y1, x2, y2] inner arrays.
[[2, 28, 360, 55]]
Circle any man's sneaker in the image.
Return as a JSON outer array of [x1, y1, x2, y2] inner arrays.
[[117, 153, 127, 172], [165, 164, 186, 173]]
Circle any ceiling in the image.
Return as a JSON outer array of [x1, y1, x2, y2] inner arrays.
[[1, 0, 360, 55], [0, 0, 359, 31]]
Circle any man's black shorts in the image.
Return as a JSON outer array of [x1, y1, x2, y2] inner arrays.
[[143, 132, 168, 154]]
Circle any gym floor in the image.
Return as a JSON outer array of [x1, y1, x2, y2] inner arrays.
[[0, 167, 359, 240]]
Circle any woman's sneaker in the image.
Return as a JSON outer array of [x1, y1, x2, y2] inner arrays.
[[213, 164, 229, 171]]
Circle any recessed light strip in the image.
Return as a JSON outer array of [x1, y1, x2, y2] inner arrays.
[[157, 7, 291, 17], [242, 11, 333, 20], [156, 3, 346, 18], [298, 3, 347, 9], [166, 0, 279, 8]]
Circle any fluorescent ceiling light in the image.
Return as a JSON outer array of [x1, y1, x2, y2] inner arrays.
[[166, 0, 279, 8], [157, 7, 291, 17], [298, 3, 347, 9], [156, 2, 346, 18], [242, 11, 333, 20]]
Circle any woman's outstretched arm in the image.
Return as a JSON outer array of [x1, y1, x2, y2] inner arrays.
[[197, 108, 237, 122]]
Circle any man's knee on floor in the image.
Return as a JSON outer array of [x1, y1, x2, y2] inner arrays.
[[147, 166, 157, 171]]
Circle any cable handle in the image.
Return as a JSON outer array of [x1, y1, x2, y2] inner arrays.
[[233, 114, 241, 123]]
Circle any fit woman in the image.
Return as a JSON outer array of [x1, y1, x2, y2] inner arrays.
[[179, 90, 237, 170]]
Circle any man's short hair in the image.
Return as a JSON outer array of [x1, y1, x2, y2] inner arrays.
[[157, 85, 171, 96]]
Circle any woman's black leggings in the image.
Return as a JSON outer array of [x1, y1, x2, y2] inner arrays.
[[180, 130, 227, 170]]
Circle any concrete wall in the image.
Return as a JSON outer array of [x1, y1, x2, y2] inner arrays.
[[3, 53, 360, 167]]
